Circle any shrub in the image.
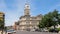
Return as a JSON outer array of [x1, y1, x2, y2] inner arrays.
[[56, 28, 60, 31]]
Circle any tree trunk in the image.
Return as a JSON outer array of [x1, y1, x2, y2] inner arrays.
[[54, 25, 56, 29]]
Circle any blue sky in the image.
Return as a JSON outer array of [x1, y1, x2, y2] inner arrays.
[[0, 0, 60, 26]]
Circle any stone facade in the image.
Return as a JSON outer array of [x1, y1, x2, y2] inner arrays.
[[0, 12, 5, 21], [19, 15, 42, 31], [14, 2, 42, 31]]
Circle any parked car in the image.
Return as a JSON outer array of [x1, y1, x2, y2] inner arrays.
[[35, 28, 48, 32], [49, 29, 59, 33], [30, 29, 35, 32], [7, 32, 13, 34], [7, 29, 16, 34]]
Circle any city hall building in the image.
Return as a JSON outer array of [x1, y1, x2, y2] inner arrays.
[[13, 2, 42, 31]]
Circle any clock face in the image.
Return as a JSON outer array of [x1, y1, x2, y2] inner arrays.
[[25, 4, 30, 9], [25, 4, 29, 6]]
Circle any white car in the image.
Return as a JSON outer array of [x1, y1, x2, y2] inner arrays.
[[7, 29, 16, 34], [30, 29, 35, 32]]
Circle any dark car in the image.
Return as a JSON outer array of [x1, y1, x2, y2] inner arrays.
[[49, 29, 59, 33]]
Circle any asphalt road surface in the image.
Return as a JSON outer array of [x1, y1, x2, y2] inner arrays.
[[14, 30, 59, 34]]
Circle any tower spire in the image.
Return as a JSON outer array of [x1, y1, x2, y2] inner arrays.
[[24, 0, 30, 16]]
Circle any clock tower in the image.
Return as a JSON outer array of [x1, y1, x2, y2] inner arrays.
[[24, 2, 30, 16]]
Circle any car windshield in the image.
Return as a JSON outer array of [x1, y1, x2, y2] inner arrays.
[[7, 30, 15, 32]]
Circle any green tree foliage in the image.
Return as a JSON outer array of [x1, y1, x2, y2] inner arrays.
[[57, 14, 60, 25], [0, 20, 4, 34], [38, 9, 60, 29], [0, 14, 5, 34], [0, 19, 4, 29]]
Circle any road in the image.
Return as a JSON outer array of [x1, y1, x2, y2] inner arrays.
[[14, 30, 59, 34]]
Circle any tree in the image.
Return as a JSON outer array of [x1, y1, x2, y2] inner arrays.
[[58, 14, 60, 25], [0, 13, 5, 34], [38, 9, 59, 29], [38, 12, 53, 29], [0, 20, 4, 34]]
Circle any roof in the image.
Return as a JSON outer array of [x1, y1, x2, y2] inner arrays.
[[0, 12, 4, 14]]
